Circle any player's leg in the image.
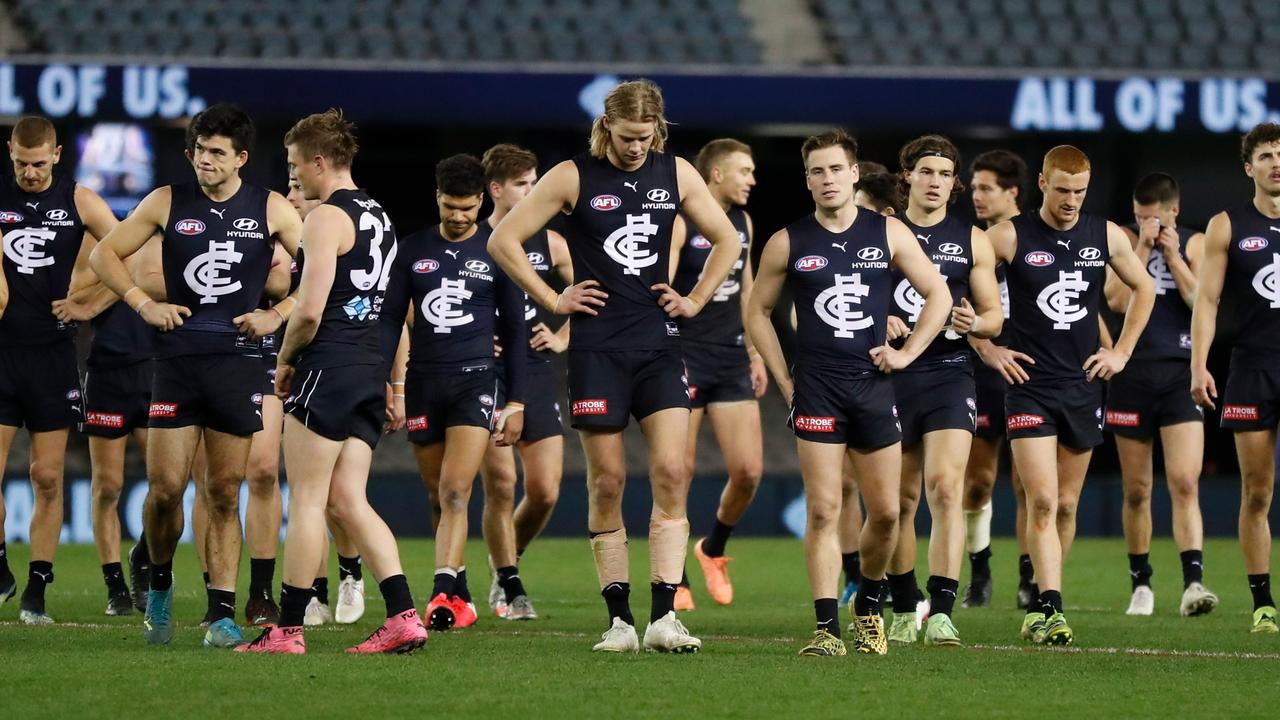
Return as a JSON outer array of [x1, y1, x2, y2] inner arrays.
[[17, 429, 69, 624], [691, 400, 764, 606], [1235, 429, 1278, 632], [512, 435, 563, 555], [673, 405, 705, 610], [432, 425, 491, 629], [582, 427, 638, 652], [141, 426, 201, 644], [921, 428, 971, 646], [1054, 443, 1092, 562], [329, 508, 365, 624], [480, 441, 533, 620], [0, 426, 18, 605], [1010, 435, 1065, 642], [847, 441, 902, 656], [1116, 434, 1157, 615], [796, 438, 849, 656], [838, 453, 862, 606], [190, 438, 209, 591], [244, 393, 284, 626], [127, 427, 151, 612], [887, 445, 923, 644], [200, 429, 253, 645], [88, 434, 133, 614], [1011, 460, 1033, 607], [1160, 421, 1217, 615], [961, 435, 999, 607]]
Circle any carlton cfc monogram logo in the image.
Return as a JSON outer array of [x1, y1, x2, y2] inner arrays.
[[422, 278, 474, 333], [604, 213, 659, 275], [1037, 270, 1090, 329], [1251, 253, 1280, 309], [184, 240, 243, 303], [3, 227, 56, 274], [815, 273, 874, 337], [1147, 252, 1176, 295], [892, 263, 941, 322]]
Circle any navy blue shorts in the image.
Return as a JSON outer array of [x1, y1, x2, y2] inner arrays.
[[683, 342, 754, 409], [1005, 377, 1104, 450], [1105, 359, 1202, 439], [405, 367, 501, 445], [81, 360, 153, 438], [567, 349, 689, 430], [894, 362, 976, 448], [790, 365, 901, 450], [284, 362, 385, 448], [519, 362, 564, 443], [149, 354, 263, 437], [1220, 365, 1280, 432], [0, 342, 82, 432], [973, 359, 1007, 439]]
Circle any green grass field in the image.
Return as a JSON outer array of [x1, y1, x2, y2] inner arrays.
[[1, 537, 1277, 718]]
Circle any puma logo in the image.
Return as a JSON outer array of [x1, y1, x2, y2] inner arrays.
[[210, 208, 226, 219], [916, 234, 931, 244], [1057, 238, 1072, 250], [832, 242, 847, 251], [25, 201, 39, 211], [623, 181, 638, 192], [445, 249, 459, 258], [1271, 226, 1280, 234]]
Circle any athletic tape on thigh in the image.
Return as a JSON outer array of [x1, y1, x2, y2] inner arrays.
[[649, 511, 690, 584], [589, 527, 629, 588]]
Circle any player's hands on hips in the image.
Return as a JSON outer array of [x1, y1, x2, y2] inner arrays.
[[1083, 346, 1128, 381], [384, 383, 406, 433], [139, 301, 191, 332], [274, 362, 295, 400], [977, 343, 1035, 384], [749, 356, 769, 398], [886, 315, 911, 341], [530, 322, 567, 353], [493, 334, 503, 358], [870, 344, 913, 374], [650, 283, 700, 318], [233, 308, 284, 339], [553, 280, 607, 316], [1191, 366, 1217, 410], [950, 298, 981, 335], [493, 403, 524, 447], [51, 298, 93, 323]]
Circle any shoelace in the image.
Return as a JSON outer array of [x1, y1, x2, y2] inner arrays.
[[247, 629, 274, 648]]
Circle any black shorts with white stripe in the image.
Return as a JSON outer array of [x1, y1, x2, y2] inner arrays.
[[284, 362, 386, 448]]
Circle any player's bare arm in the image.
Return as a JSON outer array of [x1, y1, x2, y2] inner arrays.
[[1190, 211, 1230, 408], [652, 157, 740, 319], [746, 228, 792, 401], [1084, 220, 1155, 381], [738, 214, 768, 397], [953, 226, 1003, 339], [875, 216, 949, 372], [89, 186, 190, 331], [234, 192, 304, 338], [276, 204, 347, 397]]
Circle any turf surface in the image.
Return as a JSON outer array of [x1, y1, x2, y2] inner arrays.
[[1, 537, 1277, 718]]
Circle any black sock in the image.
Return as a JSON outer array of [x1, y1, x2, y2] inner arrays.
[[431, 571, 457, 598], [1248, 574, 1275, 611], [854, 576, 886, 616], [497, 565, 526, 603], [0, 541, 9, 575], [102, 562, 128, 595], [456, 567, 472, 603], [338, 554, 362, 582], [151, 561, 173, 592], [602, 581, 634, 627], [312, 577, 330, 606], [130, 534, 150, 565], [969, 546, 992, 580], [1180, 550, 1204, 588], [815, 597, 840, 637], [24, 561, 53, 601], [379, 574, 414, 617], [1128, 553, 1153, 590], [888, 571, 918, 614], [207, 588, 236, 622], [202, 571, 211, 589], [701, 520, 735, 558], [250, 557, 276, 595], [279, 583, 310, 627], [1039, 589, 1063, 615], [927, 575, 960, 618], [651, 582, 677, 622], [842, 551, 862, 586], [678, 568, 690, 588], [1018, 554, 1033, 583]]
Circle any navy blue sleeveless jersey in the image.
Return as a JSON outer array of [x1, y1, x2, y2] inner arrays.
[[992, 261, 1011, 345], [673, 206, 750, 348], [0, 175, 83, 347], [381, 223, 528, 403], [158, 181, 272, 359], [88, 301, 155, 369], [564, 151, 681, 351], [1006, 212, 1110, 381], [1129, 225, 1195, 362], [1223, 204, 1280, 369], [890, 213, 974, 370], [519, 228, 556, 366], [297, 189, 398, 369], [787, 210, 893, 373], [260, 253, 301, 360]]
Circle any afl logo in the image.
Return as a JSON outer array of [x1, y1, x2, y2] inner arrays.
[[690, 236, 711, 249], [937, 242, 963, 256], [233, 218, 259, 231], [45, 209, 68, 221], [795, 255, 828, 272], [1025, 251, 1054, 267], [591, 194, 621, 211], [1078, 247, 1102, 261], [646, 188, 671, 202], [465, 259, 490, 273], [175, 219, 206, 235], [857, 247, 884, 261], [251, 393, 263, 405], [526, 252, 545, 264], [413, 259, 439, 273], [479, 394, 495, 407], [0, 212, 22, 223], [1240, 237, 1269, 252]]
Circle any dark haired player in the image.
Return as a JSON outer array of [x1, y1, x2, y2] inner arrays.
[[90, 103, 302, 647], [0, 116, 119, 624], [1103, 172, 1216, 617], [749, 129, 950, 656], [987, 145, 1153, 645], [1191, 122, 1280, 634]]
